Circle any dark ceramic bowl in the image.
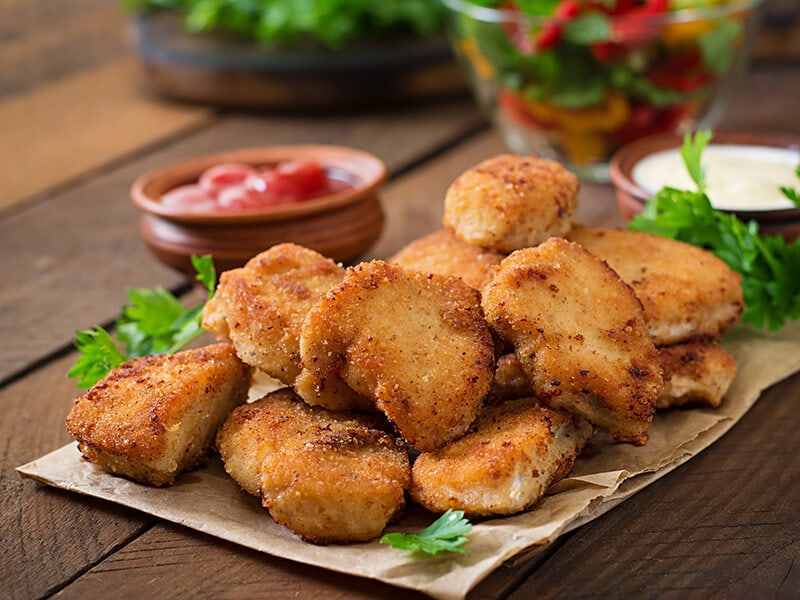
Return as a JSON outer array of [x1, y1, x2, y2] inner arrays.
[[609, 131, 800, 240], [131, 145, 387, 275]]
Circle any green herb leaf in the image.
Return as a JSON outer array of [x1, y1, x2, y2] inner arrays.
[[68, 327, 128, 389], [563, 13, 611, 45], [680, 129, 713, 192], [380, 510, 473, 556], [629, 138, 800, 330], [69, 255, 217, 388], [125, 0, 447, 48], [779, 163, 800, 208]]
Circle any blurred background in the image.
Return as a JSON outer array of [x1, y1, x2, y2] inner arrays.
[[2, 0, 797, 102]]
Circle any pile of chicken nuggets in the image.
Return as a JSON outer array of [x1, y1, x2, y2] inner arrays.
[[66, 154, 744, 544]]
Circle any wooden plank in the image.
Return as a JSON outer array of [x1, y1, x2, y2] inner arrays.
[[0, 101, 484, 380], [0, 354, 156, 600], [0, 58, 213, 211], [507, 371, 800, 598], [52, 522, 428, 600], [0, 2, 130, 98]]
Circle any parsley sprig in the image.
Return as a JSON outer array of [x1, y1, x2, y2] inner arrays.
[[629, 131, 800, 330], [779, 163, 800, 207], [68, 255, 216, 388], [380, 510, 473, 556]]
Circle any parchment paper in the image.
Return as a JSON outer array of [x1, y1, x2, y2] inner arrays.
[[17, 321, 800, 600]]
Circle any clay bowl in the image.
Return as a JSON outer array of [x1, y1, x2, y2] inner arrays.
[[131, 145, 387, 276], [610, 131, 800, 241]]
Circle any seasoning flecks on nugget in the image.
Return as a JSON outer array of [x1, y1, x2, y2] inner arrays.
[[567, 226, 744, 346], [489, 345, 735, 411], [201, 243, 346, 385], [411, 397, 592, 517], [389, 228, 505, 290], [66, 343, 252, 486], [482, 238, 662, 444], [443, 154, 578, 253], [216, 389, 410, 544], [296, 260, 496, 452], [657, 342, 737, 409]]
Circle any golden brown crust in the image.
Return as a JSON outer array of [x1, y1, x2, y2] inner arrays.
[[66, 343, 252, 486], [567, 226, 744, 346], [216, 389, 410, 544], [657, 342, 737, 409], [389, 228, 505, 290], [482, 238, 662, 444], [411, 398, 593, 516], [297, 260, 496, 451], [201, 243, 345, 384], [443, 154, 579, 253]]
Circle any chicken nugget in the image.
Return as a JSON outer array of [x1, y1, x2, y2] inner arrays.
[[567, 226, 743, 346], [389, 228, 505, 290], [201, 243, 345, 384], [66, 343, 252, 486], [216, 389, 410, 544], [482, 238, 662, 444], [296, 260, 495, 451], [411, 397, 592, 517], [657, 342, 737, 409], [491, 344, 736, 411], [443, 154, 578, 253]]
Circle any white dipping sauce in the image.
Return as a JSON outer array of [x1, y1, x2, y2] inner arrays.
[[632, 144, 800, 211]]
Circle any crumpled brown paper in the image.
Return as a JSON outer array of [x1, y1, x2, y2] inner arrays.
[[17, 320, 800, 600]]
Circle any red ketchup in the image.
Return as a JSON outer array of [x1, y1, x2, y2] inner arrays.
[[160, 159, 352, 212]]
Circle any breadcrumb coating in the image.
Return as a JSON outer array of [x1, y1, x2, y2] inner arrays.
[[216, 389, 410, 544], [66, 343, 252, 486], [482, 238, 662, 444], [567, 226, 743, 346], [443, 154, 578, 252]]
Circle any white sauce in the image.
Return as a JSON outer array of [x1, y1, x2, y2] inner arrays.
[[632, 144, 800, 211]]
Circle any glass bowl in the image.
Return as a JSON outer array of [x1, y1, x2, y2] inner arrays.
[[443, 0, 764, 181]]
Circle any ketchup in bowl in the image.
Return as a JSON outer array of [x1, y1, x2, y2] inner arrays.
[[161, 159, 353, 212]]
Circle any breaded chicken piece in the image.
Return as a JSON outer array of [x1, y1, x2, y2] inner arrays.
[[482, 238, 662, 444], [443, 154, 579, 253], [389, 228, 505, 290], [567, 226, 744, 346], [411, 398, 592, 517], [296, 260, 495, 452], [216, 389, 410, 544], [657, 342, 737, 409], [491, 345, 736, 411], [201, 243, 345, 385], [66, 343, 252, 486]]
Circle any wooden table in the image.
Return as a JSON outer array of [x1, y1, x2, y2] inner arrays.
[[3, 3, 800, 598]]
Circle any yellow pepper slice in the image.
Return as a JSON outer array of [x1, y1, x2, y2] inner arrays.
[[520, 92, 631, 134], [559, 131, 610, 165], [459, 36, 495, 80]]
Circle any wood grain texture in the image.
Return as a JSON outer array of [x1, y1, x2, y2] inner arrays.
[[0, 102, 484, 384], [0, 1, 131, 98], [0, 58, 212, 211], [0, 354, 155, 600], [507, 371, 800, 599]]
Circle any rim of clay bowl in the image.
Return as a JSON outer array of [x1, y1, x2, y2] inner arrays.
[[131, 144, 388, 225], [609, 130, 800, 221]]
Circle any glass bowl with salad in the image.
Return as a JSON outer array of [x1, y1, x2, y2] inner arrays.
[[443, 0, 765, 180]]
